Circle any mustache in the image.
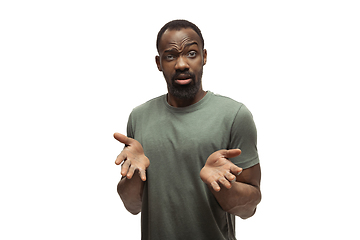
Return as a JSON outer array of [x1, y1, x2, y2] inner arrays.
[[171, 70, 196, 82]]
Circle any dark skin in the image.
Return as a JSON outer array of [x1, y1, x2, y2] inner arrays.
[[115, 28, 261, 219], [115, 133, 148, 215], [155, 28, 207, 107]]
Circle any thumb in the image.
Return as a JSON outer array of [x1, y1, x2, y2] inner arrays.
[[222, 149, 242, 159], [113, 132, 132, 145]]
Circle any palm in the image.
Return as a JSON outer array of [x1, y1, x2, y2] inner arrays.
[[200, 149, 242, 191], [123, 144, 150, 169], [114, 133, 150, 181]]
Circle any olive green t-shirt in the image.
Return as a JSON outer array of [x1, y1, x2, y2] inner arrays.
[[127, 91, 259, 240]]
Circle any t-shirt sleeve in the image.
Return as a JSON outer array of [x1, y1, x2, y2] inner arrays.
[[229, 104, 259, 169], [126, 111, 135, 139]]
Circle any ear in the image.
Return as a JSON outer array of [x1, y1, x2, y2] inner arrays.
[[203, 49, 207, 66], [155, 56, 162, 71]]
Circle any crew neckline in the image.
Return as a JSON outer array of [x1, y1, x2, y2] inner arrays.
[[163, 91, 213, 113]]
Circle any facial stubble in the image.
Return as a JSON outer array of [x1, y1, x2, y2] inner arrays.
[[166, 68, 203, 100]]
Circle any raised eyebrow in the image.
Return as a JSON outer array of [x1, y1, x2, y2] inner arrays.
[[184, 42, 198, 49], [163, 42, 198, 53]]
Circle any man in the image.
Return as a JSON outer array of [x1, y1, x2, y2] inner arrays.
[[114, 20, 261, 240]]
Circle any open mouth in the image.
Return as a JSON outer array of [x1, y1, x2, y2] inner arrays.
[[175, 78, 192, 85], [173, 73, 194, 85]]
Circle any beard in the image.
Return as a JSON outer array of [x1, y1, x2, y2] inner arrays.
[[167, 69, 203, 100]]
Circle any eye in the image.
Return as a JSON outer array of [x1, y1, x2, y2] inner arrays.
[[166, 54, 175, 61], [187, 51, 197, 58]]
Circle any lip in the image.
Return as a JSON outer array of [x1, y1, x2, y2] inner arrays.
[[175, 78, 192, 85]]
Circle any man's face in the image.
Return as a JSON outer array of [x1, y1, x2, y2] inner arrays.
[[156, 28, 207, 100]]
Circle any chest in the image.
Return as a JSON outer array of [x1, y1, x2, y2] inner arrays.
[[134, 109, 234, 165]]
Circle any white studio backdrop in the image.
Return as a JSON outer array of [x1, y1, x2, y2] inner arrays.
[[1, 0, 359, 239]]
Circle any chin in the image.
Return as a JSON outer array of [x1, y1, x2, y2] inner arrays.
[[169, 80, 201, 100]]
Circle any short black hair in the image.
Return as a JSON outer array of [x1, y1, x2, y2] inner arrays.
[[156, 19, 204, 53]]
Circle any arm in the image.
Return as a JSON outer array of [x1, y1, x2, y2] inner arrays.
[[200, 149, 261, 219], [117, 175, 144, 215], [114, 133, 150, 215], [209, 163, 261, 219]]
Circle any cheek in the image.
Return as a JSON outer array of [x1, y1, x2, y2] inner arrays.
[[161, 69, 173, 83], [190, 58, 203, 70], [161, 63, 175, 78], [163, 68, 172, 77]]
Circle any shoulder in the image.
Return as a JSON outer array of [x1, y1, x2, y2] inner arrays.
[[208, 92, 255, 127], [131, 95, 166, 116], [210, 92, 244, 108], [208, 92, 247, 115]]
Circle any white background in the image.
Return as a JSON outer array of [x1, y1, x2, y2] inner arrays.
[[1, 0, 359, 239]]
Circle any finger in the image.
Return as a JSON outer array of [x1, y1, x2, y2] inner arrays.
[[230, 164, 243, 176], [219, 177, 232, 189], [222, 149, 242, 159], [113, 132, 132, 146], [115, 151, 127, 165], [210, 181, 221, 192], [126, 164, 136, 179], [138, 168, 147, 181], [121, 160, 131, 177], [225, 172, 236, 183]]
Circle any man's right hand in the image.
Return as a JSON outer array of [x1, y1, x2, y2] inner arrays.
[[114, 133, 150, 181]]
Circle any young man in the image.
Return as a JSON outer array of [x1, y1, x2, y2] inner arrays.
[[115, 20, 261, 240]]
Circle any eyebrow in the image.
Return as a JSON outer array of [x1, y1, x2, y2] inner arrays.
[[164, 42, 198, 53]]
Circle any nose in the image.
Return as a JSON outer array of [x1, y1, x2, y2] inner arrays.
[[174, 56, 189, 71]]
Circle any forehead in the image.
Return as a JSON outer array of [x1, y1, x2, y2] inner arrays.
[[158, 28, 202, 53]]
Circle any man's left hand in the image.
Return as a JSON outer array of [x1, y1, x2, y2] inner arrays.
[[200, 149, 242, 192]]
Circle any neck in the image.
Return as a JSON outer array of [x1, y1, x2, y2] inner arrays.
[[167, 89, 207, 108]]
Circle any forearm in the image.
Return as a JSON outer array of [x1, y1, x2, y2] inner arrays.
[[117, 176, 145, 215], [210, 181, 261, 219]]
